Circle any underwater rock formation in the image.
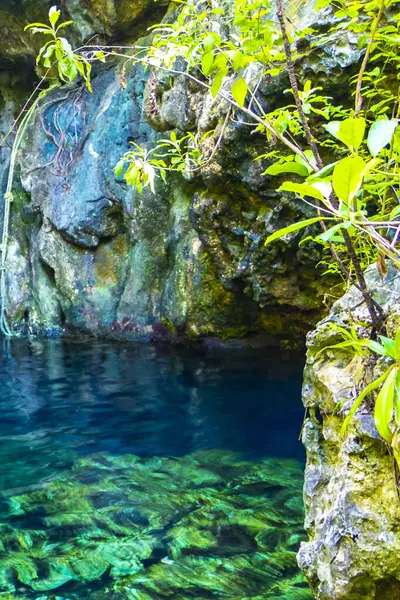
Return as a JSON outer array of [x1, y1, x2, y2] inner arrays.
[[298, 264, 400, 599], [0, 449, 311, 599], [0, 0, 364, 345]]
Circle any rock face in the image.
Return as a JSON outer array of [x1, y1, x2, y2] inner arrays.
[[0, 0, 168, 63], [298, 264, 400, 599], [0, 0, 361, 344], [1, 72, 329, 343]]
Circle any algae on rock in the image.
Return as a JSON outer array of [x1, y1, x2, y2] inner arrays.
[[298, 263, 400, 599], [0, 0, 361, 346], [0, 449, 310, 599]]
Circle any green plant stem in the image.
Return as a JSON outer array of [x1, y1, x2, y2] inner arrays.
[[276, 0, 323, 170], [0, 88, 57, 336], [354, 0, 385, 115], [275, 0, 383, 331]]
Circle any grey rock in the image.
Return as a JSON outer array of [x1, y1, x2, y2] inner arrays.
[[298, 265, 400, 599]]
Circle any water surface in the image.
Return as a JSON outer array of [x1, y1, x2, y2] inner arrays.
[[0, 340, 311, 599]]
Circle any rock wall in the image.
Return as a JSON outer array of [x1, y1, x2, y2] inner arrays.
[[298, 264, 400, 599], [0, 0, 361, 344]]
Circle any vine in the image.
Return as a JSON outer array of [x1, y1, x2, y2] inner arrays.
[[0, 88, 57, 336], [0, 6, 94, 336], [2, 0, 400, 343]]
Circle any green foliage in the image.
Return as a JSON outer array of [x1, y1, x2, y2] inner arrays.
[[114, 130, 212, 192], [319, 326, 400, 446], [19, 0, 400, 330], [265, 216, 333, 245], [367, 119, 398, 157], [25, 6, 95, 90], [105, 0, 400, 310]]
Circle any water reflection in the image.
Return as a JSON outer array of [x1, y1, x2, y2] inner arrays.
[[0, 340, 304, 493], [0, 339, 311, 599]]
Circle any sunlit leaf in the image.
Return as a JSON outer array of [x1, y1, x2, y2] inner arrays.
[[378, 335, 396, 360], [49, 6, 61, 27], [263, 162, 309, 177], [210, 67, 228, 98], [202, 34, 215, 53], [341, 366, 394, 435], [395, 329, 400, 362], [231, 77, 248, 107], [325, 117, 366, 150], [279, 181, 325, 201], [374, 366, 396, 442], [317, 221, 351, 242], [202, 51, 214, 76], [367, 119, 398, 157], [332, 156, 367, 205], [307, 162, 338, 181], [114, 160, 125, 178], [265, 217, 328, 245]]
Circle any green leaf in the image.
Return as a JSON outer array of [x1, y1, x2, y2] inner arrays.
[[317, 222, 350, 242], [265, 217, 327, 246], [231, 50, 243, 71], [114, 160, 125, 178], [56, 21, 73, 31], [394, 369, 400, 428], [365, 340, 389, 357], [341, 366, 394, 435], [315, 0, 332, 8], [307, 161, 338, 181], [231, 77, 248, 107], [395, 329, 400, 362], [26, 26, 53, 35], [202, 34, 215, 53], [263, 162, 309, 177], [332, 156, 367, 205], [367, 119, 398, 157], [325, 117, 366, 150], [210, 67, 228, 98], [94, 50, 106, 63], [295, 150, 316, 174], [49, 6, 61, 27], [316, 339, 372, 358], [279, 181, 325, 201], [202, 51, 214, 76], [390, 205, 400, 220], [24, 22, 52, 32], [374, 365, 397, 442], [378, 335, 396, 360]]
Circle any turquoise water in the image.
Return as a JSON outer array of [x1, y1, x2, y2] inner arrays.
[[0, 340, 311, 599]]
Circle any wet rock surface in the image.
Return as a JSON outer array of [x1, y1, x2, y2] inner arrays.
[[0, 0, 362, 345], [298, 264, 400, 599]]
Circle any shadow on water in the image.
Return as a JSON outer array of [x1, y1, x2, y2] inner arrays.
[[0, 339, 312, 599]]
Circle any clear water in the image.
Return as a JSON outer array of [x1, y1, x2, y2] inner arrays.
[[0, 339, 312, 600]]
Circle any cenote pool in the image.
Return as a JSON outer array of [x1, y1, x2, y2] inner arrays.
[[0, 339, 312, 599]]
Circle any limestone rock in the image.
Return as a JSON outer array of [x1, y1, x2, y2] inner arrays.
[[0, 0, 370, 344], [298, 263, 400, 599]]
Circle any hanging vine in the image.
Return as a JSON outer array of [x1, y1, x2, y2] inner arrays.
[[0, 4, 94, 336]]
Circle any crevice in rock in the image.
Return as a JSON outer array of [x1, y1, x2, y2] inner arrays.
[[40, 259, 56, 287]]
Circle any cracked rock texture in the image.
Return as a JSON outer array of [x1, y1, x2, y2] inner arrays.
[[0, 0, 361, 344], [298, 264, 400, 599]]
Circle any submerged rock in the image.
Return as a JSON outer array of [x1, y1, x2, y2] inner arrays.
[[0, 450, 310, 599]]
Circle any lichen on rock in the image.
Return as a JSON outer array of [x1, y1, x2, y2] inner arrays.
[[298, 264, 400, 599]]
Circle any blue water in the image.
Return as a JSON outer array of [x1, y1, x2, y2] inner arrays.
[[0, 340, 311, 599]]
